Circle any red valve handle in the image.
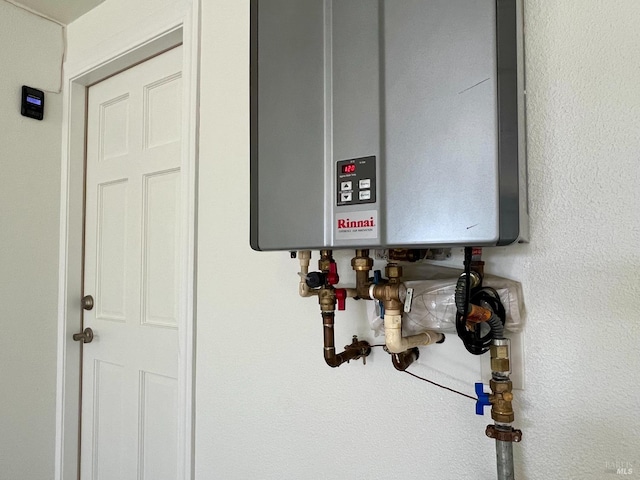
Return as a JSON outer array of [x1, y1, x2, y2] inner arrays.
[[335, 289, 347, 311], [327, 262, 340, 286]]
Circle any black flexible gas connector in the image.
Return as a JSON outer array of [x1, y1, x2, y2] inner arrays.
[[455, 248, 506, 355]]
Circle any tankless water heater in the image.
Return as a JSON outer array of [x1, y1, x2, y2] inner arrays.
[[251, 0, 528, 251]]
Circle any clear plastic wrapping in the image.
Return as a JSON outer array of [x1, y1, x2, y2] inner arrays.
[[368, 264, 525, 337]]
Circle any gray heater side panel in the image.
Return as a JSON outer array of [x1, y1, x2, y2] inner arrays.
[[496, 0, 521, 245], [383, 0, 500, 246], [252, 0, 326, 250]]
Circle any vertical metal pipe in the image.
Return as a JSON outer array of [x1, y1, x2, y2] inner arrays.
[[496, 438, 515, 480]]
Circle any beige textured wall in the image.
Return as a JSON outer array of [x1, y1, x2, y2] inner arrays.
[[65, 1, 640, 478], [0, 2, 63, 479]]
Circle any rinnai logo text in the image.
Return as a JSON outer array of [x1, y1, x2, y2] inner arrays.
[[335, 210, 378, 240], [338, 217, 375, 230]]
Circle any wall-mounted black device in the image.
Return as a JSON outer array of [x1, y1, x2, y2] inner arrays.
[[21, 86, 45, 120]]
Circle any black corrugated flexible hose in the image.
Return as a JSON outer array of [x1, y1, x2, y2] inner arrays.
[[455, 247, 506, 354]]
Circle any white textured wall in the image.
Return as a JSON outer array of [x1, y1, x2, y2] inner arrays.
[[197, 1, 640, 479], [484, 1, 640, 477], [0, 2, 63, 479], [64, 0, 640, 479]]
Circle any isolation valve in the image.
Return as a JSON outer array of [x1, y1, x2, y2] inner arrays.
[[475, 383, 492, 416]]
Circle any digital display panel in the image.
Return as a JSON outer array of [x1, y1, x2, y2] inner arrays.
[[21, 86, 45, 120], [27, 95, 42, 106], [342, 164, 356, 174]]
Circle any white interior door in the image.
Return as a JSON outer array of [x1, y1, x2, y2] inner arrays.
[[81, 46, 183, 480]]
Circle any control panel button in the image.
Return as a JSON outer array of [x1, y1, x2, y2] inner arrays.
[[341, 181, 352, 191], [359, 190, 371, 201], [341, 192, 353, 202], [359, 179, 371, 189]]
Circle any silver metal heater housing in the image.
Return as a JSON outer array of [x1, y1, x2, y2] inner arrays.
[[251, 0, 528, 250]]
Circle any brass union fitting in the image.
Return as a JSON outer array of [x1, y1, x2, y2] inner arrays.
[[491, 339, 511, 375], [351, 249, 374, 271], [385, 264, 402, 282], [318, 287, 336, 313], [319, 250, 333, 273]]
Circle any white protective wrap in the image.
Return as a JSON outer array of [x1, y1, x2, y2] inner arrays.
[[369, 265, 525, 337]]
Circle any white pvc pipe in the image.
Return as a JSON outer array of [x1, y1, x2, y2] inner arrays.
[[383, 311, 444, 354], [297, 251, 315, 297]]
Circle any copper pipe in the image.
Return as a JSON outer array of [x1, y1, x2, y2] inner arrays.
[[345, 288, 359, 298], [355, 270, 371, 298], [322, 312, 370, 368]]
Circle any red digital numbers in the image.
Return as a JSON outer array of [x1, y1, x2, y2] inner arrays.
[[342, 164, 356, 174]]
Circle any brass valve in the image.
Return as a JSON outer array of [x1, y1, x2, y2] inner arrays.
[[343, 336, 372, 365], [318, 287, 336, 313], [370, 263, 405, 312], [371, 283, 404, 312], [489, 379, 515, 423], [489, 339, 514, 423]]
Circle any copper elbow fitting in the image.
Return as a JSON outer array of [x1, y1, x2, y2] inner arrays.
[[391, 348, 420, 371]]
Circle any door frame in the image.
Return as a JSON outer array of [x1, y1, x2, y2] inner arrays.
[[55, 3, 200, 480]]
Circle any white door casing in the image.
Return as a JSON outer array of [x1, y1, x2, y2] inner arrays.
[[81, 46, 183, 480], [56, 4, 199, 480]]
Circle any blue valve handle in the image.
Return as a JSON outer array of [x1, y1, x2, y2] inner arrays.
[[475, 383, 491, 415], [373, 270, 384, 318]]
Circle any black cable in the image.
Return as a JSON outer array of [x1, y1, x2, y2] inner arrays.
[[403, 370, 477, 402], [372, 344, 476, 401]]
